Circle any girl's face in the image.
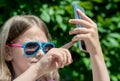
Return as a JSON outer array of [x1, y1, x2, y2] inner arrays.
[[9, 25, 48, 77]]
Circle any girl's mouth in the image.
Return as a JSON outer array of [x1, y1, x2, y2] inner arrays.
[[31, 61, 38, 63]]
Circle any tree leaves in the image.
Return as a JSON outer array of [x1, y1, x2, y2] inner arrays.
[[0, 0, 120, 81]]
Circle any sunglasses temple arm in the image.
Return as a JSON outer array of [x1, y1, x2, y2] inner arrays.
[[61, 41, 75, 49], [7, 44, 22, 48]]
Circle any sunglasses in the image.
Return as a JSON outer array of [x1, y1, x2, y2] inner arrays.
[[7, 41, 55, 57]]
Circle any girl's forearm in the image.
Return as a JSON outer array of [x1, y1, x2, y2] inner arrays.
[[90, 50, 110, 81], [13, 65, 43, 81]]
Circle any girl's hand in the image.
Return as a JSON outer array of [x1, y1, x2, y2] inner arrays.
[[69, 9, 102, 55], [69, 9, 110, 81], [36, 48, 72, 75]]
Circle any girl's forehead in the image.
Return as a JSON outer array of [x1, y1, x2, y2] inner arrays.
[[18, 36, 47, 43], [13, 26, 48, 43]]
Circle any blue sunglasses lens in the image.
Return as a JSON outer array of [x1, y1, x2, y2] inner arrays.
[[42, 43, 55, 54], [25, 42, 54, 56], [25, 42, 40, 55]]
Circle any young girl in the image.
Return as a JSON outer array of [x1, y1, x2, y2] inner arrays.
[[0, 9, 110, 81], [0, 15, 72, 81]]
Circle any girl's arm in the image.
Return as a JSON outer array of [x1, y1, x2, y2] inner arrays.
[[13, 65, 43, 81], [13, 48, 72, 81], [69, 9, 110, 81]]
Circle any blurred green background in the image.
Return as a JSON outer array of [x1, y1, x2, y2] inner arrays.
[[0, 0, 120, 81]]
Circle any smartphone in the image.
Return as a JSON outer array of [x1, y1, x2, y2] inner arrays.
[[73, 3, 87, 52]]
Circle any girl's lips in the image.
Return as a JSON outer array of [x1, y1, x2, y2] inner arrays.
[[30, 56, 43, 63], [31, 61, 38, 63]]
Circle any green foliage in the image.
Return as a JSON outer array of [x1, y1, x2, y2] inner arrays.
[[0, 0, 120, 81]]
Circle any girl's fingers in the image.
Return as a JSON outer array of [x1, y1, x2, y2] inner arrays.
[[58, 48, 72, 67], [65, 49, 72, 64], [61, 41, 75, 49], [60, 50, 66, 68], [69, 27, 89, 35], [51, 54, 63, 68], [77, 9, 95, 24], [69, 19, 93, 28], [62, 49, 71, 64], [71, 34, 89, 42], [50, 48, 72, 68], [44, 48, 72, 69]]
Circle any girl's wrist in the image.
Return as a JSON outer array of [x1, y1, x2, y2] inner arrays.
[[88, 44, 103, 56], [33, 63, 46, 79]]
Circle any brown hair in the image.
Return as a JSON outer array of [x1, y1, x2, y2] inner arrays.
[[0, 15, 59, 81]]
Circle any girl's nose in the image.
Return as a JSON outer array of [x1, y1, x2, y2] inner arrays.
[[35, 49, 44, 59]]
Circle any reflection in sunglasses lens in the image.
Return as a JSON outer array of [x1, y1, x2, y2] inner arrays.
[[44, 44, 53, 53], [26, 43, 39, 55]]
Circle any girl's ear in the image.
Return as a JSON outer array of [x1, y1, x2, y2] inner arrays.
[[5, 45, 13, 61]]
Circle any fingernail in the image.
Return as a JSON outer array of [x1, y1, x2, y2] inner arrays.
[[69, 59, 72, 64], [69, 19, 72, 23], [69, 19, 74, 23]]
